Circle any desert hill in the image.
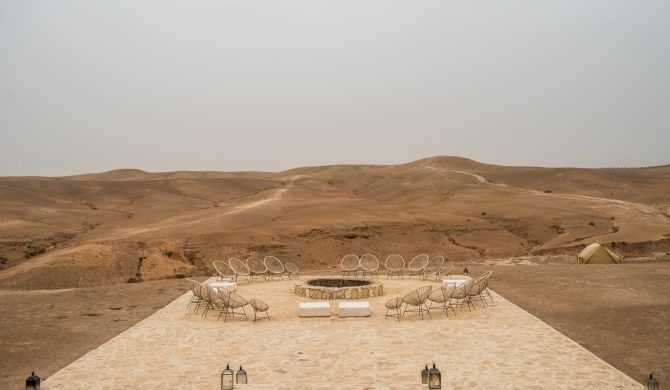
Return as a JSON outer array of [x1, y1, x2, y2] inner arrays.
[[1, 156, 669, 289]]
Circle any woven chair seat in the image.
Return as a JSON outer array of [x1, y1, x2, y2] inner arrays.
[[384, 255, 405, 272], [385, 297, 403, 310], [360, 254, 380, 272], [341, 254, 361, 272], [264, 256, 285, 275], [249, 298, 269, 312], [213, 260, 235, 281], [407, 254, 430, 272], [246, 257, 268, 274]]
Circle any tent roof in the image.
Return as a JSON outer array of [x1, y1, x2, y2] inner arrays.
[[577, 241, 623, 263]]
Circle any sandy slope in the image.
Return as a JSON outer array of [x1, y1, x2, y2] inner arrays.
[[0, 156, 668, 289]]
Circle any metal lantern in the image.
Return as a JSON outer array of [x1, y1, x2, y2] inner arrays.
[[25, 372, 40, 390], [644, 373, 660, 390], [428, 363, 441, 389], [421, 364, 429, 384], [463, 267, 469, 277], [236, 366, 248, 384], [221, 364, 234, 390]]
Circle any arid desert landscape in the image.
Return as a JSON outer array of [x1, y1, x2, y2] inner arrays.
[[1, 156, 669, 388]]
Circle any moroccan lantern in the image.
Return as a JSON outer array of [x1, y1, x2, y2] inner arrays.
[[644, 374, 660, 390], [221, 364, 234, 390], [236, 366, 247, 384], [421, 364, 429, 384], [25, 372, 40, 390], [428, 363, 441, 389]]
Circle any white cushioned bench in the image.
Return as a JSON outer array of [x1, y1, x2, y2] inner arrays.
[[442, 276, 471, 287], [298, 301, 331, 317], [208, 281, 237, 292], [338, 301, 370, 317]]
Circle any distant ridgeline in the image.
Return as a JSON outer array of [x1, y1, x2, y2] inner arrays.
[[599, 163, 670, 170]]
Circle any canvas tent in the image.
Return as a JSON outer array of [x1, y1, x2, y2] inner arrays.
[[577, 241, 623, 264]]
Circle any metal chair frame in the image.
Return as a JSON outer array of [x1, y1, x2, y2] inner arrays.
[[401, 285, 433, 320], [340, 254, 361, 278], [384, 254, 405, 279], [249, 298, 271, 322], [360, 254, 380, 278], [427, 285, 457, 317], [213, 260, 236, 282], [264, 256, 285, 280], [284, 262, 300, 279], [384, 297, 403, 321], [229, 258, 252, 284], [406, 254, 430, 279], [246, 257, 268, 282]]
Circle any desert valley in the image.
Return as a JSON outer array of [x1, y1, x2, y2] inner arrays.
[[2, 156, 669, 289], [1, 156, 669, 388]]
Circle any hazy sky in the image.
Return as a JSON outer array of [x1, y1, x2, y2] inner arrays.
[[1, 1, 669, 176]]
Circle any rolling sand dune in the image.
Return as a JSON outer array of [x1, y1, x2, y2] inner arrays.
[[1, 156, 669, 290]]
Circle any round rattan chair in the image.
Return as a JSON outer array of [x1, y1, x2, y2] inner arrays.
[[451, 279, 476, 312], [249, 298, 271, 322], [186, 279, 203, 310], [384, 254, 405, 279], [208, 288, 230, 321], [228, 258, 252, 283], [469, 271, 493, 308], [340, 254, 361, 278], [264, 256, 285, 280], [422, 256, 446, 281], [213, 260, 235, 282], [220, 291, 249, 321], [284, 262, 300, 279], [401, 285, 433, 319], [427, 285, 457, 316], [246, 257, 268, 282], [406, 254, 430, 279], [384, 297, 403, 321], [197, 283, 215, 317], [360, 254, 380, 278]]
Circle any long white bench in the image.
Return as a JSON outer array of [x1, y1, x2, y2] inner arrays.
[[442, 276, 471, 287], [298, 301, 331, 317], [338, 301, 370, 317], [208, 281, 237, 292]]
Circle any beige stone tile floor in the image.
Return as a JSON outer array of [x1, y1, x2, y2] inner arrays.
[[43, 277, 641, 389]]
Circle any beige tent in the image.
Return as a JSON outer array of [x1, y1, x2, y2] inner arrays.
[[577, 241, 623, 264]]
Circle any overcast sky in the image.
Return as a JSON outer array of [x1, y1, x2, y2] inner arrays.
[[1, 1, 668, 176]]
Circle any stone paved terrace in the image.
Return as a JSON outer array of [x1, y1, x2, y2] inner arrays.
[[43, 277, 641, 389]]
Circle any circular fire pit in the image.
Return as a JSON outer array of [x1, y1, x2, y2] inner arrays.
[[295, 278, 383, 300]]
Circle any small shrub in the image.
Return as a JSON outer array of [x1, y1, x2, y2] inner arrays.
[[162, 249, 175, 258], [127, 277, 139, 283], [481, 212, 486, 216], [24, 248, 45, 258], [184, 250, 198, 264], [544, 189, 553, 193], [0, 256, 7, 265], [81, 313, 101, 317], [108, 307, 122, 311], [588, 221, 595, 226]]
